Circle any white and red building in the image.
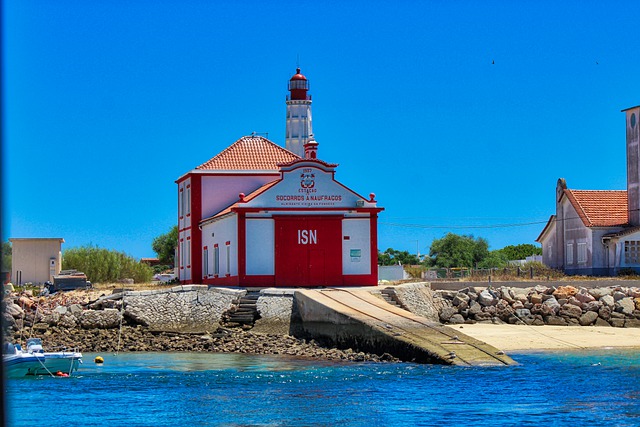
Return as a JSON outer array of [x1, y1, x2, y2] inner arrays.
[[176, 69, 382, 286]]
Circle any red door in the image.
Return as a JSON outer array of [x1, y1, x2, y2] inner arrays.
[[275, 216, 342, 287]]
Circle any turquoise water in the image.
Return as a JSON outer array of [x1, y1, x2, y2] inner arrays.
[[5, 350, 640, 426]]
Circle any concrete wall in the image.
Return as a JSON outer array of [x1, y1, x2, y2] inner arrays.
[[123, 285, 244, 333], [10, 238, 63, 285]]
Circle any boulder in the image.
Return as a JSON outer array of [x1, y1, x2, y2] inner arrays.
[[530, 293, 543, 305], [473, 312, 493, 322], [579, 311, 598, 326], [452, 292, 470, 307], [478, 289, 499, 306], [610, 318, 625, 328], [567, 297, 583, 308], [559, 304, 583, 319], [598, 306, 612, 320], [575, 290, 595, 304], [553, 286, 578, 300], [613, 291, 627, 302], [635, 297, 640, 311], [534, 285, 550, 294], [625, 319, 640, 328], [616, 298, 635, 316], [542, 297, 561, 314], [589, 287, 613, 299], [468, 300, 482, 316], [545, 315, 568, 326], [439, 307, 458, 323], [499, 287, 515, 304], [600, 295, 615, 308], [448, 314, 465, 324], [594, 317, 611, 327], [53, 306, 68, 315], [515, 308, 531, 318], [583, 300, 603, 312], [5, 303, 24, 318]]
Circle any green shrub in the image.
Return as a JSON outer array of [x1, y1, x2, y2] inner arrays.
[[62, 245, 153, 284]]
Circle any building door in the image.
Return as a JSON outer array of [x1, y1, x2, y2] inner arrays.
[[275, 216, 342, 286]]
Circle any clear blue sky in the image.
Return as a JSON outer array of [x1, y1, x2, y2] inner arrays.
[[3, 1, 640, 259]]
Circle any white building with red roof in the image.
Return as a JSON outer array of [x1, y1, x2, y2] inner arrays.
[[176, 69, 382, 286], [537, 105, 640, 275]]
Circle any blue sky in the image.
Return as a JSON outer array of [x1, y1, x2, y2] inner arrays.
[[3, 0, 640, 259]]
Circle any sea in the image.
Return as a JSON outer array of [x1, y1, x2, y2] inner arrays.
[[4, 349, 640, 427]]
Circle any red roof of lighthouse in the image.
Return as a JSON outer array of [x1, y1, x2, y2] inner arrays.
[[196, 136, 300, 171], [290, 68, 307, 81]]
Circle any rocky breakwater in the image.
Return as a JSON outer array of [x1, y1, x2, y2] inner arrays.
[[2, 287, 397, 363], [436, 284, 640, 327]]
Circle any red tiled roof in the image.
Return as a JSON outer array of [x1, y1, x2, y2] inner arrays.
[[564, 189, 628, 227], [197, 136, 299, 170]]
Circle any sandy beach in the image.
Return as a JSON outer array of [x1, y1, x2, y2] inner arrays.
[[457, 323, 640, 351]]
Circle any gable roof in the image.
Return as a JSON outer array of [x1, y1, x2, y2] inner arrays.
[[196, 136, 300, 171], [564, 189, 628, 227]]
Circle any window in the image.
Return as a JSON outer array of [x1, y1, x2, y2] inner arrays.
[[185, 185, 191, 215], [186, 237, 191, 267], [214, 245, 220, 276], [203, 247, 209, 278], [577, 242, 587, 264], [179, 189, 184, 218], [566, 243, 574, 265], [226, 242, 231, 276], [625, 241, 640, 264]]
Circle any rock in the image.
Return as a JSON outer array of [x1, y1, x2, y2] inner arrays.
[[594, 317, 611, 327], [613, 291, 627, 302], [610, 318, 625, 328], [54, 306, 68, 315], [452, 292, 470, 306], [69, 304, 84, 316], [515, 308, 531, 318], [545, 316, 568, 326], [512, 301, 525, 310], [468, 300, 482, 316], [635, 298, 640, 311], [625, 319, 640, 328], [473, 312, 493, 322], [589, 287, 613, 299], [448, 314, 465, 324], [567, 297, 583, 308], [575, 290, 595, 304], [530, 293, 543, 305], [559, 304, 582, 319], [534, 285, 550, 294], [5, 303, 24, 318], [499, 287, 515, 304], [478, 289, 499, 307], [629, 288, 640, 298], [553, 286, 578, 300], [616, 298, 636, 316], [542, 297, 561, 314], [583, 301, 602, 312], [600, 295, 615, 308], [579, 311, 598, 326], [439, 307, 458, 323]]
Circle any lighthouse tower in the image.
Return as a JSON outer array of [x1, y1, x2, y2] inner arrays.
[[285, 68, 313, 157]]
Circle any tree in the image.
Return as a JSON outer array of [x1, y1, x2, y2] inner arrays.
[[426, 233, 489, 268], [498, 244, 542, 261], [1, 241, 11, 272], [378, 248, 420, 266], [152, 225, 178, 267]]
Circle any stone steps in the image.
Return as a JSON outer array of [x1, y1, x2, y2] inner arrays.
[[224, 291, 261, 326]]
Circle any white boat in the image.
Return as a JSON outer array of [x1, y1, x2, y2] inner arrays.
[[3, 338, 82, 378]]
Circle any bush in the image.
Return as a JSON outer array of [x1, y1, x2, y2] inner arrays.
[[62, 245, 153, 284]]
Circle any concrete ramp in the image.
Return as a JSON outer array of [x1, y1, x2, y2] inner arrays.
[[295, 288, 515, 366]]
